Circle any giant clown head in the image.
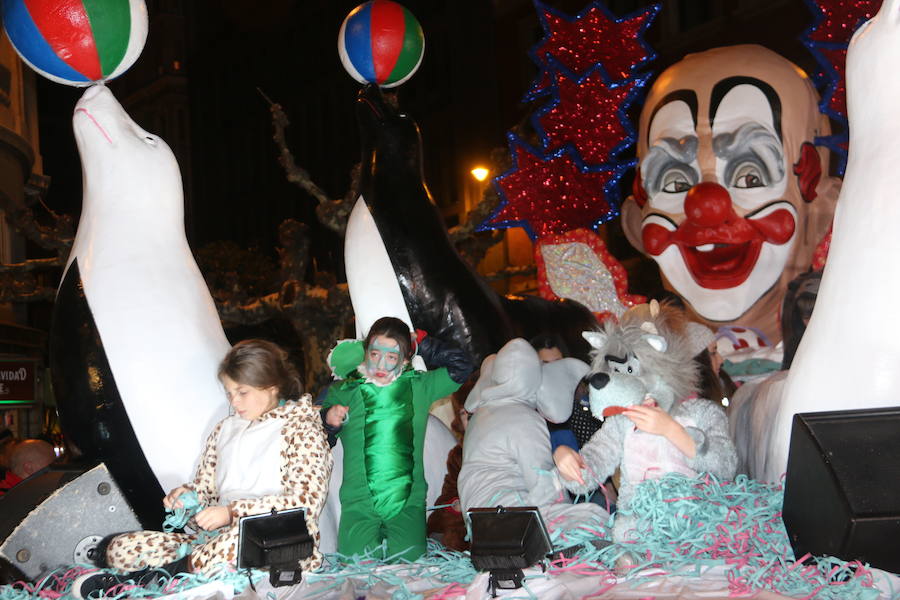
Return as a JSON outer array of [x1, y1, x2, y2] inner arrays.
[[621, 45, 839, 344]]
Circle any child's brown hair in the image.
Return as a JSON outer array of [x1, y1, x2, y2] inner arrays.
[[218, 339, 303, 399]]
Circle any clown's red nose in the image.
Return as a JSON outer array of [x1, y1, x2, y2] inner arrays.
[[684, 182, 737, 227]]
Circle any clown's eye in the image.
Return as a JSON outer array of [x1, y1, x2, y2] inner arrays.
[[731, 163, 766, 189], [661, 168, 693, 193]]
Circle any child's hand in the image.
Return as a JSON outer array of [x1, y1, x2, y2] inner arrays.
[[195, 506, 232, 530], [553, 445, 586, 485], [625, 402, 696, 458], [624, 404, 677, 437], [325, 405, 350, 428], [163, 485, 191, 510]]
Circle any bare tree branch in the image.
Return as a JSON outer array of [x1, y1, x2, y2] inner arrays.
[[259, 88, 358, 235], [0, 270, 57, 303], [216, 291, 284, 325], [0, 256, 66, 273]]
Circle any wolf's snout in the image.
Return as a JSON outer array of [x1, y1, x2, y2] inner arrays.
[[589, 372, 610, 390]]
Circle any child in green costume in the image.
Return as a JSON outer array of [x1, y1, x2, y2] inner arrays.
[[322, 316, 473, 561]]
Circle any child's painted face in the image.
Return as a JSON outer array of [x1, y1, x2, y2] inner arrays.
[[365, 335, 405, 385], [221, 374, 279, 421]]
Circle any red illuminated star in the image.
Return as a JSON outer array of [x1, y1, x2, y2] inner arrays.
[[807, 0, 881, 44], [819, 47, 847, 119], [532, 1, 659, 82], [482, 140, 618, 240], [537, 72, 640, 165]]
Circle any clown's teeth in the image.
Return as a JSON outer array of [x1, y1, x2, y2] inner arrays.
[[696, 243, 715, 252]]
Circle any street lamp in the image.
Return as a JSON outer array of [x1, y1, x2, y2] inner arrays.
[[471, 167, 490, 182]]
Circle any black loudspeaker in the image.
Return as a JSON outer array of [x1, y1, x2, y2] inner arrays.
[[783, 407, 900, 572]]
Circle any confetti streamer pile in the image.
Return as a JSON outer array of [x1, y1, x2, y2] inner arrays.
[[589, 473, 881, 599]]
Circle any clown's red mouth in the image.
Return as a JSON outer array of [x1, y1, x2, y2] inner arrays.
[[642, 188, 796, 290], [681, 240, 762, 289]]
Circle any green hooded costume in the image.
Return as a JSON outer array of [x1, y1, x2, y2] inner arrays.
[[322, 339, 461, 561]]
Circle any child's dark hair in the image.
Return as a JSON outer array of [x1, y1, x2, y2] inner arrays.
[[365, 317, 413, 360], [528, 333, 569, 357], [218, 339, 303, 399]]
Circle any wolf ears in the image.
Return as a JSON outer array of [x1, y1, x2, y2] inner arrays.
[[642, 334, 667, 353], [582, 331, 606, 349], [582, 329, 669, 353]]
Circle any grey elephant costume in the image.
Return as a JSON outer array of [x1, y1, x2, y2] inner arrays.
[[458, 338, 609, 536], [562, 302, 738, 542]]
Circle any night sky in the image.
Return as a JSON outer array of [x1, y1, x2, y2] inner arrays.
[[31, 0, 819, 279]]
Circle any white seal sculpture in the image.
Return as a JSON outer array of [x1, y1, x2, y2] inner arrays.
[[50, 84, 230, 525]]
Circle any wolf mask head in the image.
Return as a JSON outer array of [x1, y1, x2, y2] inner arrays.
[[581, 301, 711, 418]]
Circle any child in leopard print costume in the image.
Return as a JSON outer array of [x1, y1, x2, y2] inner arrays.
[[100, 339, 332, 579]]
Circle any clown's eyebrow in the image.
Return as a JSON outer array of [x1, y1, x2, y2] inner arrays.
[[640, 136, 699, 192], [710, 76, 782, 141], [644, 136, 698, 163], [647, 89, 698, 146], [712, 122, 785, 183]]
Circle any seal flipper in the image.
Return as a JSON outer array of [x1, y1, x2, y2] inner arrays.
[[50, 259, 165, 528]]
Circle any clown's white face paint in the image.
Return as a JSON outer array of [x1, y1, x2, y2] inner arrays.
[[641, 84, 795, 321], [624, 45, 839, 344]]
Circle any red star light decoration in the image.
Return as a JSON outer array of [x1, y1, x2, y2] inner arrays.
[[536, 71, 641, 165], [532, 1, 659, 82], [819, 47, 847, 118], [806, 0, 880, 43], [482, 139, 618, 241], [802, 0, 883, 175]]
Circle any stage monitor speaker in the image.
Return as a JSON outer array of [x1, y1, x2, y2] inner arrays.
[[782, 406, 900, 572], [0, 463, 141, 580]]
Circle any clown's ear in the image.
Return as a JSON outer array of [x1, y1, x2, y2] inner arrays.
[[582, 330, 607, 350], [621, 197, 645, 254], [810, 144, 840, 243]]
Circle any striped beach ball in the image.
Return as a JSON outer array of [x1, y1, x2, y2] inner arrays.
[[338, 0, 424, 88], [1, 0, 148, 87]]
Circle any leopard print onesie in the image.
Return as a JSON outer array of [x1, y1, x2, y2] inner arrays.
[[106, 395, 332, 575]]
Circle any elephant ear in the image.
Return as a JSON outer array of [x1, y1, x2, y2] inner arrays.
[[538, 357, 590, 423], [465, 339, 542, 411], [464, 353, 496, 413]]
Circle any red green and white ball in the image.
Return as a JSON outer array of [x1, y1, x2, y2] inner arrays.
[[1, 0, 148, 87], [338, 0, 424, 88]]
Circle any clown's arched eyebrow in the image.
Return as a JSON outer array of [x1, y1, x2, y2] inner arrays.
[[647, 90, 698, 146], [710, 76, 782, 141]]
